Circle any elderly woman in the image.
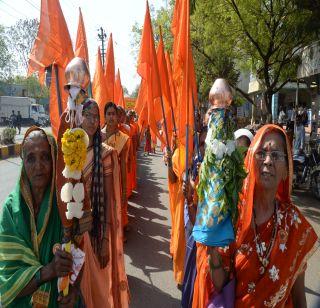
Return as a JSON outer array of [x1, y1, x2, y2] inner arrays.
[[0, 127, 75, 307], [79, 99, 129, 308], [193, 125, 319, 307]]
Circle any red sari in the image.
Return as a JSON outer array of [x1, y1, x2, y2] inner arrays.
[[193, 125, 319, 307]]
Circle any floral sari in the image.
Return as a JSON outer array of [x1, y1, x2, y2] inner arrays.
[[234, 124, 318, 307], [80, 143, 129, 308]]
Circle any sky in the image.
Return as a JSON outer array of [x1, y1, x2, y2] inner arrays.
[[0, 0, 169, 93]]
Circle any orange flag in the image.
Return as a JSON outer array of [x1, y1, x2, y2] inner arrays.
[[75, 8, 89, 65], [156, 28, 174, 145], [165, 51, 177, 110], [104, 34, 115, 102], [137, 1, 164, 144], [172, 0, 197, 148], [134, 79, 146, 115], [28, 0, 73, 84], [114, 68, 125, 108], [28, 0, 74, 138], [92, 47, 108, 125]]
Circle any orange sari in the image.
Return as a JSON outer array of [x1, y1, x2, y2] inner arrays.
[[102, 128, 130, 228], [193, 125, 319, 307], [80, 144, 129, 307]]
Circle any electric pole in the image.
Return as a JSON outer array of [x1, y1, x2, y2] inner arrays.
[[97, 27, 107, 67]]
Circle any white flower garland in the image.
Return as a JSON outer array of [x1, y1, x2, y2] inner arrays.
[[206, 138, 236, 160]]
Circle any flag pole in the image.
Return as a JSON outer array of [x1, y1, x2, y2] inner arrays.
[[160, 96, 171, 153], [185, 0, 190, 183], [54, 63, 63, 116], [192, 92, 200, 159]]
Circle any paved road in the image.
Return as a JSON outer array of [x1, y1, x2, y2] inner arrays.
[[0, 148, 319, 307]]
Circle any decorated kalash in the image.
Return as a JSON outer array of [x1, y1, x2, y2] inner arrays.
[[55, 57, 92, 297], [193, 79, 247, 250]]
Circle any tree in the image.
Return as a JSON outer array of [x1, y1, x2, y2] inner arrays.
[[12, 75, 49, 100], [130, 84, 140, 98], [193, 0, 320, 114], [123, 86, 129, 96], [0, 25, 14, 80], [6, 18, 39, 75], [190, 2, 241, 102]]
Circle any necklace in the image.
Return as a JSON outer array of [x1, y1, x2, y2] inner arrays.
[[253, 201, 279, 275]]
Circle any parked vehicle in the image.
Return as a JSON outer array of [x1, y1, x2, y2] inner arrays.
[[293, 140, 320, 200], [0, 96, 49, 126]]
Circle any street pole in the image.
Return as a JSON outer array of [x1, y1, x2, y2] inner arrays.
[[98, 27, 107, 67]]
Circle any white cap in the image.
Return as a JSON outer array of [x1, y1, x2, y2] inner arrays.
[[234, 128, 254, 142]]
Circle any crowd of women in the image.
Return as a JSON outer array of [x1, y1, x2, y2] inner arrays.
[[0, 59, 140, 307], [0, 57, 319, 308]]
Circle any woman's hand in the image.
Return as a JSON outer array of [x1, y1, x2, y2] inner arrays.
[[49, 249, 73, 278], [183, 177, 194, 202], [58, 286, 79, 308]]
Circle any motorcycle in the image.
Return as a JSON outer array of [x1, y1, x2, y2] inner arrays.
[[293, 141, 320, 200]]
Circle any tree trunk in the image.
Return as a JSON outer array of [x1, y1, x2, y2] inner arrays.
[[263, 91, 273, 124]]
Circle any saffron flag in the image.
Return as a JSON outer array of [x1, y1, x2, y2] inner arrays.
[[75, 8, 89, 65], [104, 34, 115, 102], [165, 51, 177, 110], [172, 0, 197, 147], [114, 68, 125, 108], [134, 80, 146, 115], [156, 28, 174, 146], [28, 0, 73, 84], [28, 0, 74, 138], [137, 1, 164, 144], [92, 47, 108, 125]]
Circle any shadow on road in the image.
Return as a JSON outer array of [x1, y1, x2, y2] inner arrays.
[[127, 275, 180, 308], [292, 190, 320, 225], [125, 150, 179, 306]]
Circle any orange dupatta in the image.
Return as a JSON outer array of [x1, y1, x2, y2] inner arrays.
[[234, 124, 319, 307]]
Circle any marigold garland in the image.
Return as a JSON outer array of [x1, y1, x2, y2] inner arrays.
[[61, 128, 88, 172]]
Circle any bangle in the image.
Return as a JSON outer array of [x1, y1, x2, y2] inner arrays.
[[35, 269, 42, 288]]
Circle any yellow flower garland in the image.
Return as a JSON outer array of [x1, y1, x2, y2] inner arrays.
[[61, 128, 88, 172]]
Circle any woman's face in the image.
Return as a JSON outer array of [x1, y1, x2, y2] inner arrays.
[[254, 132, 288, 191], [23, 132, 52, 191], [82, 105, 100, 137], [105, 106, 118, 128]]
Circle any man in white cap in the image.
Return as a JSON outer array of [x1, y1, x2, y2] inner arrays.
[[234, 128, 254, 149]]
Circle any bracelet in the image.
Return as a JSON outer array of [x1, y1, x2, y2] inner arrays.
[[35, 269, 42, 288]]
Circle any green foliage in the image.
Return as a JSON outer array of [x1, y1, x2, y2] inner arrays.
[[193, 0, 320, 111], [1, 127, 16, 145], [11, 75, 49, 100], [0, 25, 14, 80], [6, 18, 39, 75]]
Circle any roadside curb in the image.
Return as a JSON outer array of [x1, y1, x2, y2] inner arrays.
[[0, 143, 21, 160]]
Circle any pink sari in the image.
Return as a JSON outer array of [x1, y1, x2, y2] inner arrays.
[[80, 144, 129, 307]]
